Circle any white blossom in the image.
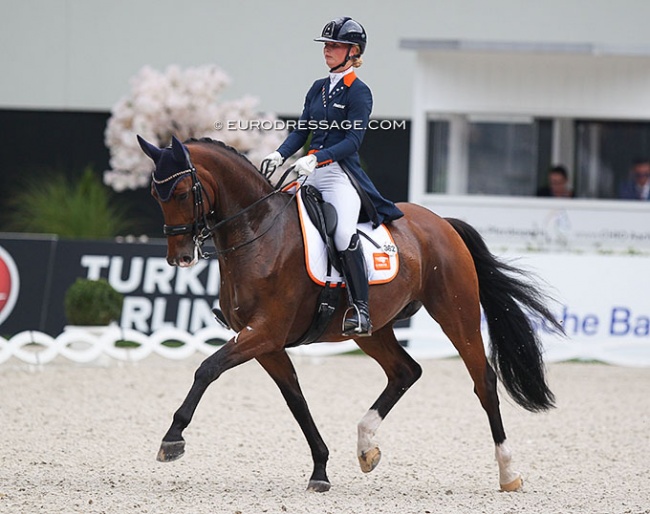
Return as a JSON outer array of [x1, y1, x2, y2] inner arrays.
[[104, 64, 298, 191]]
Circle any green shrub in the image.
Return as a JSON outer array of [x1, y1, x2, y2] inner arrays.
[[3, 167, 134, 238], [64, 278, 124, 326]]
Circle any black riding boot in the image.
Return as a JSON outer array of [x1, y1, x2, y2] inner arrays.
[[339, 233, 372, 337]]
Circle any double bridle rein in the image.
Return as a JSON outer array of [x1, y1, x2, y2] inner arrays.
[[154, 154, 299, 259]]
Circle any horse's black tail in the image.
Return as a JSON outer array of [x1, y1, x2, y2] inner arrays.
[[446, 217, 563, 412]]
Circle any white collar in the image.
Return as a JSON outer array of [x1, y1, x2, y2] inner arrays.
[[329, 66, 354, 89]]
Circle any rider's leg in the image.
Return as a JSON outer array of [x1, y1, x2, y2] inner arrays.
[[305, 163, 370, 336], [338, 232, 371, 336]]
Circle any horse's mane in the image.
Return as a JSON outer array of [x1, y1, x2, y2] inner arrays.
[[183, 136, 287, 189], [184, 137, 258, 172]]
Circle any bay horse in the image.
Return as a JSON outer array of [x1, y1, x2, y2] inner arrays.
[[138, 135, 562, 493]]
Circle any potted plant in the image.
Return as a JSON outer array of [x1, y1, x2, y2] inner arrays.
[[64, 278, 124, 334]]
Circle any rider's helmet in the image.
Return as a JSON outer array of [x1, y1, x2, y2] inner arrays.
[[314, 17, 367, 55]]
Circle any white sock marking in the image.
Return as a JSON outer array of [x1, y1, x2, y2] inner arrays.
[[357, 409, 382, 456], [495, 440, 520, 485]]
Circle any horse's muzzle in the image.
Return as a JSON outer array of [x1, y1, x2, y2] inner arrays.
[[167, 245, 198, 267]]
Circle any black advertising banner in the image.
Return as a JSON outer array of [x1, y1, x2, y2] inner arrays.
[[0, 235, 221, 336], [0, 234, 58, 334]]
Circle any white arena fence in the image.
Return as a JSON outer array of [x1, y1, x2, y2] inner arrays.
[[2, 325, 650, 367]]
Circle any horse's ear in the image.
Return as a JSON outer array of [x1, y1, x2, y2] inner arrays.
[[137, 135, 162, 163], [170, 135, 191, 166]]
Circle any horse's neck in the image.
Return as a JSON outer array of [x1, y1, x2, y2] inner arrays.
[[210, 153, 272, 216], [208, 153, 286, 251]]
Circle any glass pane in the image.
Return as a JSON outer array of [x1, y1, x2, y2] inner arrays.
[[426, 119, 449, 193], [535, 119, 554, 191], [467, 122, 537, 196], [575, 120, 650, 199]]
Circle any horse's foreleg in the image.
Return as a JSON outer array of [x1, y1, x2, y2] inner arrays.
[[354, 327, 422, 473], [157, 329, 267, 463], [256, 351, 331, 492]]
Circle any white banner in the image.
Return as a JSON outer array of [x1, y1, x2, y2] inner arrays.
[[408, 252, 650, 367], [419, 195, 650, 253]]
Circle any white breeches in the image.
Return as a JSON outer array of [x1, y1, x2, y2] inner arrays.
[[304, 161, 361, 251]]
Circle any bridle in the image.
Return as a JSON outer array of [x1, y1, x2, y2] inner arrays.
[[155, 150, 301, 259]]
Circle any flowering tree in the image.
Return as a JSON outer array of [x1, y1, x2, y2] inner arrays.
[[104, 65, 294, 191]]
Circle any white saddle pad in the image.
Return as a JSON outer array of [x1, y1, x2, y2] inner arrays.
[[295, 185, 399, 287]]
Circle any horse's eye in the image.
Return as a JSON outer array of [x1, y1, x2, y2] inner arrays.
[[177, 191, 190, 201]]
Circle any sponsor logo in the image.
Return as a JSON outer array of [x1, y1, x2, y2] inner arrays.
[[0, 245, 20, 326], [373, 253, 391, 271]]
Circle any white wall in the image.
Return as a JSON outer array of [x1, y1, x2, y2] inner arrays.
[[413, 51, 650, 119], [3, 0, 650, 118]]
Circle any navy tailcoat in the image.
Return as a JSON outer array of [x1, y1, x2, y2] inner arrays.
[[277, 71, 403, 227]]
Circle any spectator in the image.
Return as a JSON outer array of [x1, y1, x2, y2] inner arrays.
[[618, 159, 650, 200], [537, 165, 575, 198]]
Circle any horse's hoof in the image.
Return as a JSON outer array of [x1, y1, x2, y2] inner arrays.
[[358, 447, 381, 473], [157, 440, 185, 462], [500, 475, 523, 492], [307, 480, 331, 493]]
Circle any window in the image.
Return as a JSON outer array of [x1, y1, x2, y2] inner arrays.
[[426, 115, 552, 195], [575, 121, 650, 199], [425, 119, 449, 193], [467, 120, 537, 196]]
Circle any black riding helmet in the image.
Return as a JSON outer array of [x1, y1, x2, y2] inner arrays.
[[314, 17, 367, 72]]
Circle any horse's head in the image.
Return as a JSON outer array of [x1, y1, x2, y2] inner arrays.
[[138, 135, 213, 267]]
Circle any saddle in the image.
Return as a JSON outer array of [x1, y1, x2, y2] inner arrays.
[[300, 185, 341, 272], [284, 185, 343, 347], [288, 185, 398, 345]]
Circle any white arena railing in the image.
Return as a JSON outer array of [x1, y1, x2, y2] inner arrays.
[[2, 326, 650, 367], [0, 326, 362, 366], [0, 326, 453, 366]]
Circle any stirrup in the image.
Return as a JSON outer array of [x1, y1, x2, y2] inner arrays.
[[342, 304, 372, 337]]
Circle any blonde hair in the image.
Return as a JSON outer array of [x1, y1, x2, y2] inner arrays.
[[351, 45, 363, 68]]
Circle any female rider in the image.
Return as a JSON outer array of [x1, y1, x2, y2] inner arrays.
[[264, 17, 403, 337]]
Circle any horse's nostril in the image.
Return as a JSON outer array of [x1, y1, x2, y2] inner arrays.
[[181, 255, 193, 264]]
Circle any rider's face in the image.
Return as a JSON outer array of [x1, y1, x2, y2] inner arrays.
[[323, 42, 355, 69]]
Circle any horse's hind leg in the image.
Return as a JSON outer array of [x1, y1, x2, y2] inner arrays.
[[256, 351, 331, 492], [432, 302, 522, 491], [354, 326, 422, 473]]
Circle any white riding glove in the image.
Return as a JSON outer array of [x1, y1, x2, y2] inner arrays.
[[293, 154, 318, 176], [263, 151, 284, 168]]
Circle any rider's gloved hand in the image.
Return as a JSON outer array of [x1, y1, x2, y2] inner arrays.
[[293, 154, 317, 176], [263, 151, 284, 168]]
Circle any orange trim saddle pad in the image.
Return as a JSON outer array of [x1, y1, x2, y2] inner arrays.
[[294, 185, 399, 287]]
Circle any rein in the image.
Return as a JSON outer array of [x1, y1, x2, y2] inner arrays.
[[205, 187, 297, 257], [159, 151, 301, 259]]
